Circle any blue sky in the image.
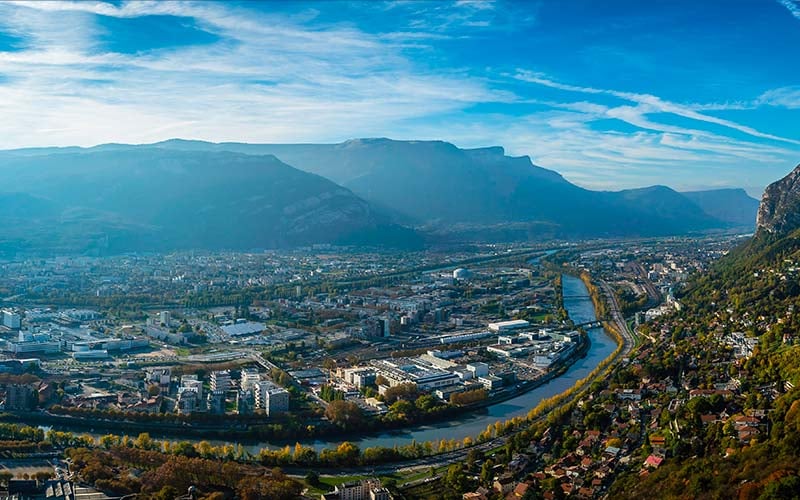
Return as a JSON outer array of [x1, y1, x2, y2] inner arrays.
[[0, 1, 799, 195]]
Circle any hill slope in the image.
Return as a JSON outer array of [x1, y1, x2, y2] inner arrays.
[[609, 162, 800, 500]]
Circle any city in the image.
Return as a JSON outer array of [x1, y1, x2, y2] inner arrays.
[[1, 0, 799, 499], [0, 235, 747, 498]]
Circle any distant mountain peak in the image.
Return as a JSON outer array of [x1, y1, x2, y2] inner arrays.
[[682, 187, 759, 229], [756, 164, 800, 235]]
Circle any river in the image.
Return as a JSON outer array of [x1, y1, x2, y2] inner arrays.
[[295, 273, 615, 450], [43, 273, 616, 451]]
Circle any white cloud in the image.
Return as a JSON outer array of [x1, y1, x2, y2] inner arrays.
[[0, 1, 511, 148], [514, 70, 800, 146], [0, 0, 795, 195], [758, 86, 800, 108], [778, 0, 800, 20]]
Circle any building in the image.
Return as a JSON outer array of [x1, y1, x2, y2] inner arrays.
[[488, 320, 530, 332], [342, 367, 376, 389], [254, 381, 289, 416], [179, 375, 203, 401], [5, 384, 37, 410], [159, 311, 171, 326], [177, 389, 200, 414], [145, 367, 172, 386], [324, 479, 390, 500], [437, 331, 493, 345], [240, 369, 262, 391], [5, 332, 61, 355], [466, 362, 489, 378], [478, 375, 503, 390], [207, 390, 226, 414], [371, 358, 460, 392], [62, 309, 101, 322], [453, 268, 471, 280], [221, 321, 266, 337], [73, 350, 109, 361], [237, 390, 254, 415], [1, 310, 21, 329], [210, 370, 231, 392]]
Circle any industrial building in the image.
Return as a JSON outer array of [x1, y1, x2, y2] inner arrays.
[[488, 319, 531, 332], [221, 321, 266, 337], [371, 357, 460, 392]]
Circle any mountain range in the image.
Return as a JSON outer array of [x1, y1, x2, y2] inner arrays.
[[0, 138, 762, 255]]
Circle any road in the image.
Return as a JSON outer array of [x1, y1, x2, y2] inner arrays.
[[597, 278, 636, 350]]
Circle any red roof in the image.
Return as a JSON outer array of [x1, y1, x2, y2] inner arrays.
[[644, 455, 664, 468]]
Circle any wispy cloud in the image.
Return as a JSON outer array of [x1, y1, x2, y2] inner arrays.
[[0, 1, 511, 147], [778, 0, 800, 20], [0, 0, 796, 195], [514, 70, 800, 146], [758, 86, 800, 108]]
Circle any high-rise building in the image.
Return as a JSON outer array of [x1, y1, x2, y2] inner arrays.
[[1, 310, 21, 329], [177, 389, 199, 414], [207, 389, 226, 414], [240, 369, 261, 391], [5, 384, 36, 410], [210, 370, 231, 392], [254, 381, 289, 416]]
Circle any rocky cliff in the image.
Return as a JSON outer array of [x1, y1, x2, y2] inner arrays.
[[756, 164, 800, 235]]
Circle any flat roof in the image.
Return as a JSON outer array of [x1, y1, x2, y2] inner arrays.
[[221, 322, 266, 336], [489, 320, 530, 329]]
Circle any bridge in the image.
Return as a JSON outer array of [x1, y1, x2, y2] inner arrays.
[[574, 320, 602, 329]]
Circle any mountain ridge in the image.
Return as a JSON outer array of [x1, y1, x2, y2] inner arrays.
[[0, 147, 419, 255], [0, 138, 768, 254], [142, 138, 752, 235]]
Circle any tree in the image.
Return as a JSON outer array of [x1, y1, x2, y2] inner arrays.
[[466, 448, 482, 469], [304, 471, 320, 487], [445, 463, 468, 492], [34, 471, 52, 483], [382, 383, 419, 404], [324, 400, 364, 429], [173, 441, 198, 457], [154, 485, 179, 500], [134, 432, 154, 450], [389, 400, 415, 420], [335, 442, 360, 466], [480, 459, 495, 485], [415, 394, 441, 413]]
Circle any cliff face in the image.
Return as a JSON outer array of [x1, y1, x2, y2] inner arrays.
[[756, 164, 800, 235]]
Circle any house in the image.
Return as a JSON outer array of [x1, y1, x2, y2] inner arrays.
[[493, 474, 516, 495], [506, 482, 529, 499], [644, 455, 663, 469], [463, 487, 489, 500]]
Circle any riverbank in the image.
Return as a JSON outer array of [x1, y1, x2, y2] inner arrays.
[[0, 272, 629, 479], [13, 275, 611, 454]]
